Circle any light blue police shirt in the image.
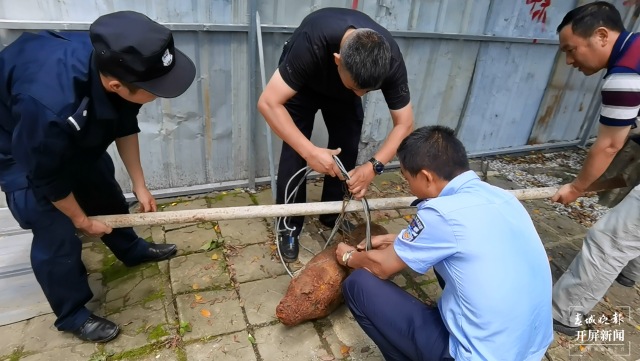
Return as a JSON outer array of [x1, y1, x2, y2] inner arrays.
[[394, 170, 553, 361]]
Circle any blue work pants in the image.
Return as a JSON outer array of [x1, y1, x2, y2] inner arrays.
[[5, 153, 149, 331], [343, 269, 454, 361]]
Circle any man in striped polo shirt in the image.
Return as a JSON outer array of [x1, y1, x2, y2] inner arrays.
[[552, 1, 640, 336]]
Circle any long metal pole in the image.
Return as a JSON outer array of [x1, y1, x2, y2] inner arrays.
[[247, 0, 258, 191], [96, 187, 559, 228], [0, 21, 560, 44], [256, 11, 277, 202]]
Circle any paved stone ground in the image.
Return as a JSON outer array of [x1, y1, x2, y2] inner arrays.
[[2, 162, 640, 360]]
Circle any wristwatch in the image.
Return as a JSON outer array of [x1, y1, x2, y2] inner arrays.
[[342, 250, 354, 267], [368, 157, 384, 175]]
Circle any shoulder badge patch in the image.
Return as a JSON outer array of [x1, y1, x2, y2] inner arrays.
[[400, 216, 425, 243]]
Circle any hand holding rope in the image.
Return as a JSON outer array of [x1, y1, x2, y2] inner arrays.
[[275, 155, 373, 278]]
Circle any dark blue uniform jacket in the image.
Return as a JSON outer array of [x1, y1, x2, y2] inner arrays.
[[0, 30, 141, 202]]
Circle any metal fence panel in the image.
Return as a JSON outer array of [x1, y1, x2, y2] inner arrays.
[[2, 0, 640, 195], [1, 0, 248, 23], [355, 0, 490, 162], [456, 0, 580, 153], [358, 37, 481, 163], [457, 43, 559, 152]]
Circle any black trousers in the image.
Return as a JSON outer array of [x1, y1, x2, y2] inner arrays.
[[5, 153, 149, 331], [276, 87, 364, 233]]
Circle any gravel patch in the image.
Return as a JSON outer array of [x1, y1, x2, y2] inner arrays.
[[489, 150, 610, 227]]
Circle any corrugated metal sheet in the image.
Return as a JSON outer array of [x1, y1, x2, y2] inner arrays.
[[1, 0, 248, 23], [356, 0, 490, 162], [1, 0, 638, 192], [457, 0, 578, 153], [458, 43, 558, 152], [358, 37, 481, 162]]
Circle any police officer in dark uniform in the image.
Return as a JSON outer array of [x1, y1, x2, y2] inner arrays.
[[257, 7, 414, 263], [0, 11, 196, 342]]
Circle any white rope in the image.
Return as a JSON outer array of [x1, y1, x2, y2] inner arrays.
[[274, 156, 373, 278]]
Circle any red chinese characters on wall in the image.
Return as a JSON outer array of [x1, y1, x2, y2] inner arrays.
[[527, 0, 551, 30]]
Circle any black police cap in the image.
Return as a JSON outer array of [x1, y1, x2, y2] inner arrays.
[[90, 11, 196, 98]]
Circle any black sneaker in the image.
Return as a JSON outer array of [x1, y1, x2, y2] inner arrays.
[[278, 230, 300, 263], [616, 273, 636, 288], [552, 319, 580, 337]]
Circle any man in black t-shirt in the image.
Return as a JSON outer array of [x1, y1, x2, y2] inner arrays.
[[257, 8, 414, 263]]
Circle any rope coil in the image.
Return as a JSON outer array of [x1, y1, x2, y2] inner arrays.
[[274, 155, 373, 278]]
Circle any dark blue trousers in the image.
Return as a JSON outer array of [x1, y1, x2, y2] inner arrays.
[[5, 153, 149, 331], [342, 269, 453, 361]]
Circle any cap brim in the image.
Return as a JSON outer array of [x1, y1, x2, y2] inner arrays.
[[132, 49, 196, 98]]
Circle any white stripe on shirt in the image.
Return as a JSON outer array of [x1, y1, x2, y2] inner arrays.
[[601, 104, 640, 119], [602, 73, 640, 92]]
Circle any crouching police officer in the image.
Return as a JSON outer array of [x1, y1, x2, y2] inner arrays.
[[0, 11, 196, 342]]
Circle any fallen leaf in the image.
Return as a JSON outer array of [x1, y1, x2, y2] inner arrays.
[[123, 321, 133, 326], [171, 202, 177, 206], [124, 295, 130, 302], [404, 216, 412, 221], [185, 202, 189, 205], [396, 186, 401, 190], [319, 356, 335, 361], [181, 322, 192, 332], [248, 334, 256, 344], [190, 301, 197, 309], [579, 345, 585, 352], [144, 324, 153, 332], [340, 346, 351, 355], [361, 346, 371, 353], [381, 182, 388, 185], [234, 334, 239, 343], [548, 257, 553, 262], [605, 296, 610, 303], [200, 240, 217, 251], [234, 188, 242, 192], [214, 225, 221, 233], [195, 294, 203, 301], [516, 173, 521, 176], [534, 210, 539, 214], [201, 310, 211, 318], [212, 254, 219, 260], [239, 299, 246, 307], [270, 245, 277, 250], [193, 284, 199, 290], [222, 191, 227, 195]]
